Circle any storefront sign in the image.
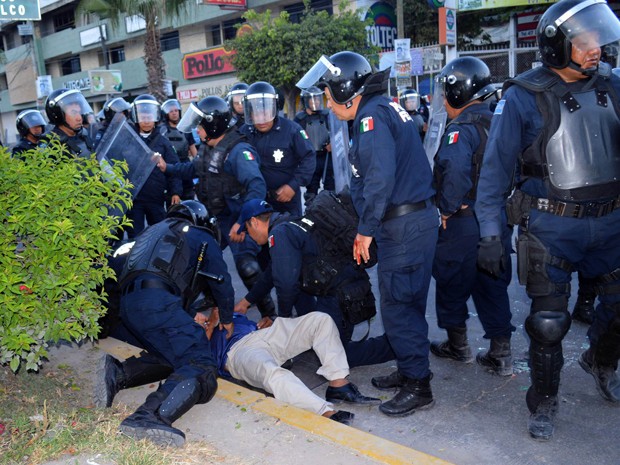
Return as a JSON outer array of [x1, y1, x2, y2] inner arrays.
[[182, 46, 236, 79], [364, 2, 397, 52], [1, 0, 40, 20]]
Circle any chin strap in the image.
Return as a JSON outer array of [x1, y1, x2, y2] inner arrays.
[[568, 59, 599, 77]]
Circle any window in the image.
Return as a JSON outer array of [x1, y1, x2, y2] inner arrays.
[[61, 56, 81, 76], [223, 18, 245, 41], [109, 46, 125, 63], [160, 31, 179, 51], [211, 24, 222, 46], [285, 0, 332, 23], [53, 9, 75, 32]]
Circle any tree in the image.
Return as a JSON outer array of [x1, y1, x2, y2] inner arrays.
[[226, 5, 380, 114], [78, 0, 190, 101]]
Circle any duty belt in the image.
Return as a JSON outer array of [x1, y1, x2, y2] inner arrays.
[[383, 197, 434, 222], [530, 195, 620, 219], [122, 279, 179, 296]]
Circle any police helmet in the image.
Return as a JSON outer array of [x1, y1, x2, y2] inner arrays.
[[130, 94, 161, 124], [226, 82, 249, 107], [537, 0, 620, 69], [16, 109, 47, 138], [45, 88, 94, 128], [167, 200, 221, 243], [177, 96, 231, 140], [103, 97, 131, 123], [438, 57, 497, 109], [161, 99, 183, 122], [399, 88, 421, 112], [316, 52, 373, 105], [301, 86, 325, 112], [243, 81, 278, 125]]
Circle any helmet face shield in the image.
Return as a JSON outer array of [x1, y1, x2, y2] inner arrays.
[[556, 0, 620, 51], [177, 103, 207, 133], [161, 99, 182, 115], [303, 88, 325, 111], [53, 90, 93, 122], [296, 55, 340, 91], [400, 92, 420, 112], [244, 94, 277, 125], [132, 99, 160, 124]]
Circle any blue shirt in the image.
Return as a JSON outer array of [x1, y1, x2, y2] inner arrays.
[[210, 313, 257, 377]]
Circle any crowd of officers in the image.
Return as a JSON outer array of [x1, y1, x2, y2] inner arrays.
[[10, 0, 620, 448]]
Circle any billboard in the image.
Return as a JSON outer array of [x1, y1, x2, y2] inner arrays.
[[88, 70, 123, 94]]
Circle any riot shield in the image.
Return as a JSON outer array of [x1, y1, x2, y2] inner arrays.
[[329, 112, 352, 193], [423, 78, 448, 169]]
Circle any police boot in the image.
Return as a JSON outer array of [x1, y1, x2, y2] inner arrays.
[[571, 295, 595, 325], [430, 327, 474, 363], [476, 336, 513, 376], [579, 348, 620, 403], [379, 374, 434, 417], [526, 387, 558, 441], [371, 370, 406, 390]]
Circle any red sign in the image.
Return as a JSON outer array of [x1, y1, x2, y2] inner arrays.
[[177, 89, 198, 101], [182, 47, 236, 80], [203, 0, 246, 7]]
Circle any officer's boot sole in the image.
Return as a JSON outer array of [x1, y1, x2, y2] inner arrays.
[[120, 422, 185, 447]]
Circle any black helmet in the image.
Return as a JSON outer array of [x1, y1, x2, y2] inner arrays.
[[16, 109, 47, 138], [167, 200, 221, 243], [45, 88, 93, 128], [226, 82, 248, 104], [243, 81, 278, 125], [130, 94, 161, 124], [316, 52, 373, 105], [301, 86, 325, 111], [537, 0, 620, 70], [161, 99, 182, 122], [103, 97, 131, 123], [438, 57, 497, 109], [177, 96, 231, 140], [399, 88, 421, 112]]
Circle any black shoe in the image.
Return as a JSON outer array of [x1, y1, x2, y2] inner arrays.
[[328, 410, 355, 425], [379, 375, 434, 417], [94, 354, 123, 408], [476, 337, 513, 376], [572, 298, 595, 325], [578, 349, 620, 403], [371, 370, 405, 391], [120, 415, 186, 447], [430, 328, 474, 363], [326, 383, 381, 405], [526, 388, 558, 441]]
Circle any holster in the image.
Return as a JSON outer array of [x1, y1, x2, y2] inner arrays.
[[506, 190, 529, 226], [300, 258, 338, 296], [337, 276, 377, 326]]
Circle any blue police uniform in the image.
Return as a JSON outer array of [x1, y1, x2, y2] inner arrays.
[[241, 116, 315, 216], [127, 128, 182, 238], [476, 66, 620, 426], [349, 93, 437, 380], [433, 104, 514, 339], [12, 138, 43, 157], [47, 125, 95, 159]]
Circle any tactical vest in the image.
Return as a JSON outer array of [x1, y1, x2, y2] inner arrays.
[[52, 128, 94, 159], [433, 110, 491, 201], [161, 124, 190, 162], [506, 65, 620, 201], [298, 111, 330, 152], [195, 130, 246, 216]]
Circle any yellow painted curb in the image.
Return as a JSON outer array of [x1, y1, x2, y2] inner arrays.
[[98, 339, 455, 465]]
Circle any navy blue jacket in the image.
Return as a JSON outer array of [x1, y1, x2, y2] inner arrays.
[[12, 138, 43, 157], [240, 116, 315, 192], [349, 94, 435, 237], [210, 313, 257, 377]]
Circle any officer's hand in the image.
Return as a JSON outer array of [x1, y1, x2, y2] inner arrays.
[[220, 322, 234, 339], [170, 195, 181, 205], [256, 316, 274, 330], [229, 223, 245, 243], [234, 298, 251, 314], [477, 236, 505, 279], [353, 233, 373, 265], [275, 184, 295, 202], [153, 152, 166, 171], [441, 213, 450, 230]]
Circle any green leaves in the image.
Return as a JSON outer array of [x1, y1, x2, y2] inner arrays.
[[0, 143, 132, 373]]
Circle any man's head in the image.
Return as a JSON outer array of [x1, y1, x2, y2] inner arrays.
[[130, 94, 161, 134], [301, 86, 325, 113], [236, 199, 274, 245], [16, 109, 46, 142], [537, 0, 620, 78], [399, 88, 421, 113], [177, 96, 231, 146], [227, 82, 249, 117], [243, 81, 278, 132], [45, 88, 93, 134], [161, 99, 182, 124], [103, 97, 131, 124]]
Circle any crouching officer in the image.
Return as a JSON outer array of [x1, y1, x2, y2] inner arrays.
[[430, 57, 515, 376], [476, 0, 620, 440], [116, 200, 234, 447], [12, 109, 47, 157], [156, 96, 276, 321]]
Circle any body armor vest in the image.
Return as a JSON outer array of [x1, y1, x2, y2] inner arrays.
[[161, 124, 190, 161], [195, 130, 246, 216], [507, 66, 620, 201], [298, 111, 330, 152]]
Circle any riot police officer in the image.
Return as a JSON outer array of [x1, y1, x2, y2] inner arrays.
[[226, 82, 249, 128], [240, 81, 316, 216], [93, 97, 131, 148], [12, 109, 47, 157], [117, 200, 234, 447], [156, 96, 276, 322], [294, 86, 335, 204], [44, 88, 96, 158], [476, 0, 620, 440], [430, 57, 515, 376], [126, 94, 182, 238], [399, 88, 425, 138], [298, 51, 438, 417]]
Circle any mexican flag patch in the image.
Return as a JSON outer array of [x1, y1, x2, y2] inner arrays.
[[268, 235, 275, 248], [447, 131, 460, 145], [243, 151, 255, 161], [300, 129, 309, 139], [360, 117, 374, 133]]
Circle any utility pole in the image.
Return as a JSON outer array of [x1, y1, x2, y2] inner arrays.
[[397, 0, 404, 39]]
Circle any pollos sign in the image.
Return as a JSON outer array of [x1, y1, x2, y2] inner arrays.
[[182, 46, 235, 80]]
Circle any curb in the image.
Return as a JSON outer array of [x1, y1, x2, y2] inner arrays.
[[98, 338, 455, 465]]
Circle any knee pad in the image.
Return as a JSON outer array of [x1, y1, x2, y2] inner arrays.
[[236, 255, 261, 283], [196, 366, 218, 404], [525, 310, 571, 346], [158, 378, 202, 424]]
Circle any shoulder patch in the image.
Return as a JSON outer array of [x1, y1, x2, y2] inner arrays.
[[242, 150, 255, 161], [494, 100, 506, 115], [300, 129, 309, 139], [268, 235, 275, 248], [447, 131, 460, 145], [360, 116, 374, 133]]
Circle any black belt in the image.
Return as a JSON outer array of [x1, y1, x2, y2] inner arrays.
[[122, 279, 179, 296], [530, 196, 620, 219], [383, 198, 434, 222]]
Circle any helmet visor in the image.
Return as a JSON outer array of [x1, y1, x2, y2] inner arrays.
[[161, 99, 181, 114], [296, 55, 342, 90], [244, 94, 277, 125], [557, 0, 620, 51], [134, 100, 160, 123], [401, 93, 420, 112], [177, 103, 207, 133], [55, 90, 94, 119], [20, 110, 47, 130], [305, 92, 324, 111]]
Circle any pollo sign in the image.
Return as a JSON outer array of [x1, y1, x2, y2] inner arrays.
[[182, 47, 235, 80]]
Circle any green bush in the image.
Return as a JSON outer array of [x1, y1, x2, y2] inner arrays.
[[0, 140, 132, 372]]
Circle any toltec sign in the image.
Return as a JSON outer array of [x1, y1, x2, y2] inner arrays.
[[182, 46, 235, 79]]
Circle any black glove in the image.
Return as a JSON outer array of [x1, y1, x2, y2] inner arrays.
[[477, 236, 505, 278]]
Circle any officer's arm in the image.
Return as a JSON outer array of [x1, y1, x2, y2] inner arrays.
[[244, 263, 275, 316], [203, 238, 235, 324], [162, 140, 183, 197], [270, 227, 303, 317], [288, 125, 316, 191], [228, 145, 267, 202], [163, 159, 197, 180]]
